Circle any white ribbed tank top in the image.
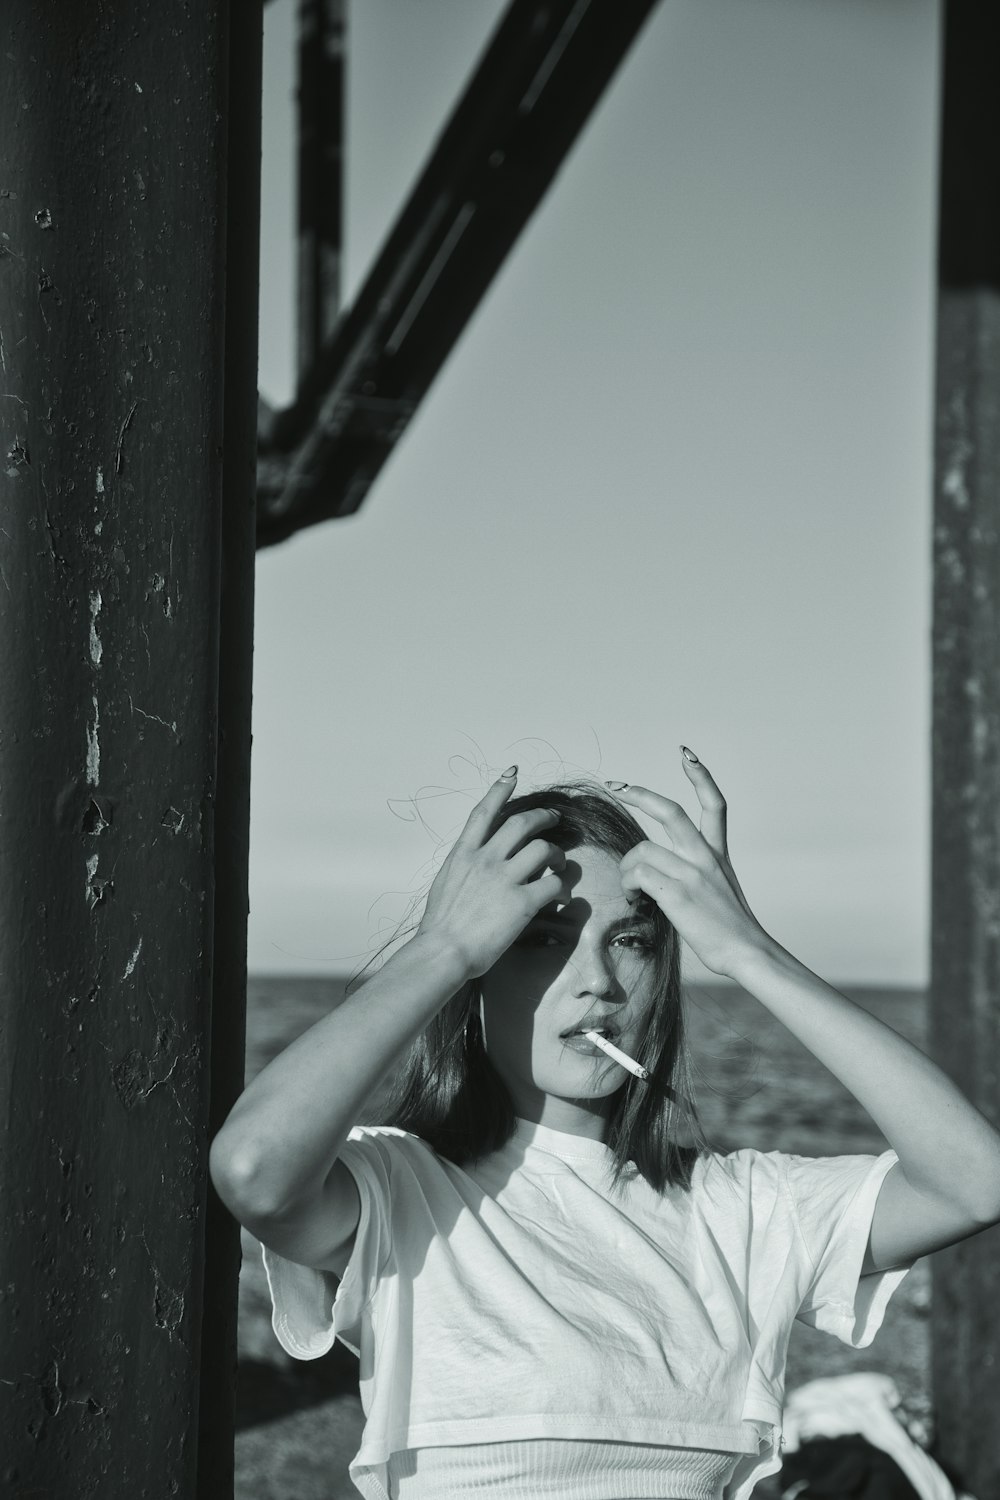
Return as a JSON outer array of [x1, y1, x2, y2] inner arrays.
[[386, 1439, 743, 1498]]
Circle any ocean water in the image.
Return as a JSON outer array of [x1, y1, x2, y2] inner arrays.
[[245, 975, 927, 1161]]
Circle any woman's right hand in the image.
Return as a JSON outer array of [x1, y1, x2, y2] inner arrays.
[[414, 769, 570, 982]]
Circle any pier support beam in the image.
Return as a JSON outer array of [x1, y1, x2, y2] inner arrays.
[[296, 0, 345, 387], [0, 3, 260, 1494], [257, 0, 658, 545], [930, 6, 1000, 1497]]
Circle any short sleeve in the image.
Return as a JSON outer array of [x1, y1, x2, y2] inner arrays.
[[782, 1148, 913, 1347], [260, 1128, 394, 1361]]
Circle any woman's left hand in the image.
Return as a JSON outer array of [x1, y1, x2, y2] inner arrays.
[[608, 750, 774, 979]]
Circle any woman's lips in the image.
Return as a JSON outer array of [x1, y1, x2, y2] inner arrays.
[[561, 1032, 618, 1057]]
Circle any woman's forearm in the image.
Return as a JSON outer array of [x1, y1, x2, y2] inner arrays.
[[730, 939, 1000, 1220], [209, 931, 469, 1217]]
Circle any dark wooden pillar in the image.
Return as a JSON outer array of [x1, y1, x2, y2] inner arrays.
[[931, 6, 1000, 1497], [0, 3, 260, 1495], [197, 8, 264, 1496]]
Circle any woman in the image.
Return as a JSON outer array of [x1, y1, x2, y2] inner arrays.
[[210, 750, 1000, 1500]]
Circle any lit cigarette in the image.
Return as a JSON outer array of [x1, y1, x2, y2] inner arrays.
[[583, 1030, 649, 1081]]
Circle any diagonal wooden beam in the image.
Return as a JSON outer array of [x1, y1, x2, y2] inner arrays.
[[256, 0, 659, 549], [296, 0, 345, 387]]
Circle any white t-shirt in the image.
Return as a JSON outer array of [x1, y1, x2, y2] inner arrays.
[[261, 1118, 911, 1500]]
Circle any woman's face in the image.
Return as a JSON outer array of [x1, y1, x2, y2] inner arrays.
[[478, 842, 662, 1139]]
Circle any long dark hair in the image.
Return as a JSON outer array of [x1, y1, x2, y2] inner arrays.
[[355, 779, 710, 1193]]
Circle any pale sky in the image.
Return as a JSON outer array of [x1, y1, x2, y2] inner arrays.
[[249, 0, 939, 985]]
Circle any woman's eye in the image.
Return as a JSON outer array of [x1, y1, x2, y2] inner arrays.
[[519, 930, 564, 948], [613, 934, 653, 954]]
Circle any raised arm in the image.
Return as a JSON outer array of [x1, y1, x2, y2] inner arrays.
[[209, 767, 569, 1225], [608, 750, 1000, 1275]]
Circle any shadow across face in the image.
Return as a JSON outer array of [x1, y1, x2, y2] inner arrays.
[[477, 845, 660, 1127]]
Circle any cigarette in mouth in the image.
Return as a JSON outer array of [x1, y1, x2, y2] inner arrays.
[[583, 1030, 649, 1081]]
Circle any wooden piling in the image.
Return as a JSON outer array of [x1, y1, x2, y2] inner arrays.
[[197, 9, 263, 1496], [0, 4, 260, 1494], [931, 5, 1000, 1497]]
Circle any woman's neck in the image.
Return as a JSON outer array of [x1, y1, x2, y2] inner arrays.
[[513, 1093, 610, 1142]]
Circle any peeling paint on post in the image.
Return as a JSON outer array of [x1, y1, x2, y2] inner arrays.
[[0, 4, 260, 1496], [931, 7, 1000, 1498]]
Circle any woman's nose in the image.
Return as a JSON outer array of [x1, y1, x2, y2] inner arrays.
[[570, 950, 619, 998]]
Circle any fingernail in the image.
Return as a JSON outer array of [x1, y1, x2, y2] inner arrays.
[[605, 780, 629, 792], [680, 746, 699, 765], [500, 764, 518, 780]]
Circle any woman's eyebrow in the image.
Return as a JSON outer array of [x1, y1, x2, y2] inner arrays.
[[532, 910, 656, 935], [607, 914, 657, 936]]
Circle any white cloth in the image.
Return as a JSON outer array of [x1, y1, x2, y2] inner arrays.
[[386, 1437, 742, 1499], [261, 1118, 912, 1500], [782, 1373, 966, 1500]]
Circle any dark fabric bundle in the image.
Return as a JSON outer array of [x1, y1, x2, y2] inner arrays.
[[780, 1434, 923, 1499]]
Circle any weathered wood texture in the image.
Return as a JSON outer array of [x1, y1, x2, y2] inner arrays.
[[197, 9, 263, 1498], [930, 7, 1000, 1498], [0, 4, 259, 1495]]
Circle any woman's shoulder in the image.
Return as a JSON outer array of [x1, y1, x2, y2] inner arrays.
[[346, 1121, 433, 1150], [689, 1143, 890, 1216], [692, 1142, 783, 1171], [687, 1143, 789, 1198], [347, 1122, 412, 1141], [345, 1121, 445, 1165]]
